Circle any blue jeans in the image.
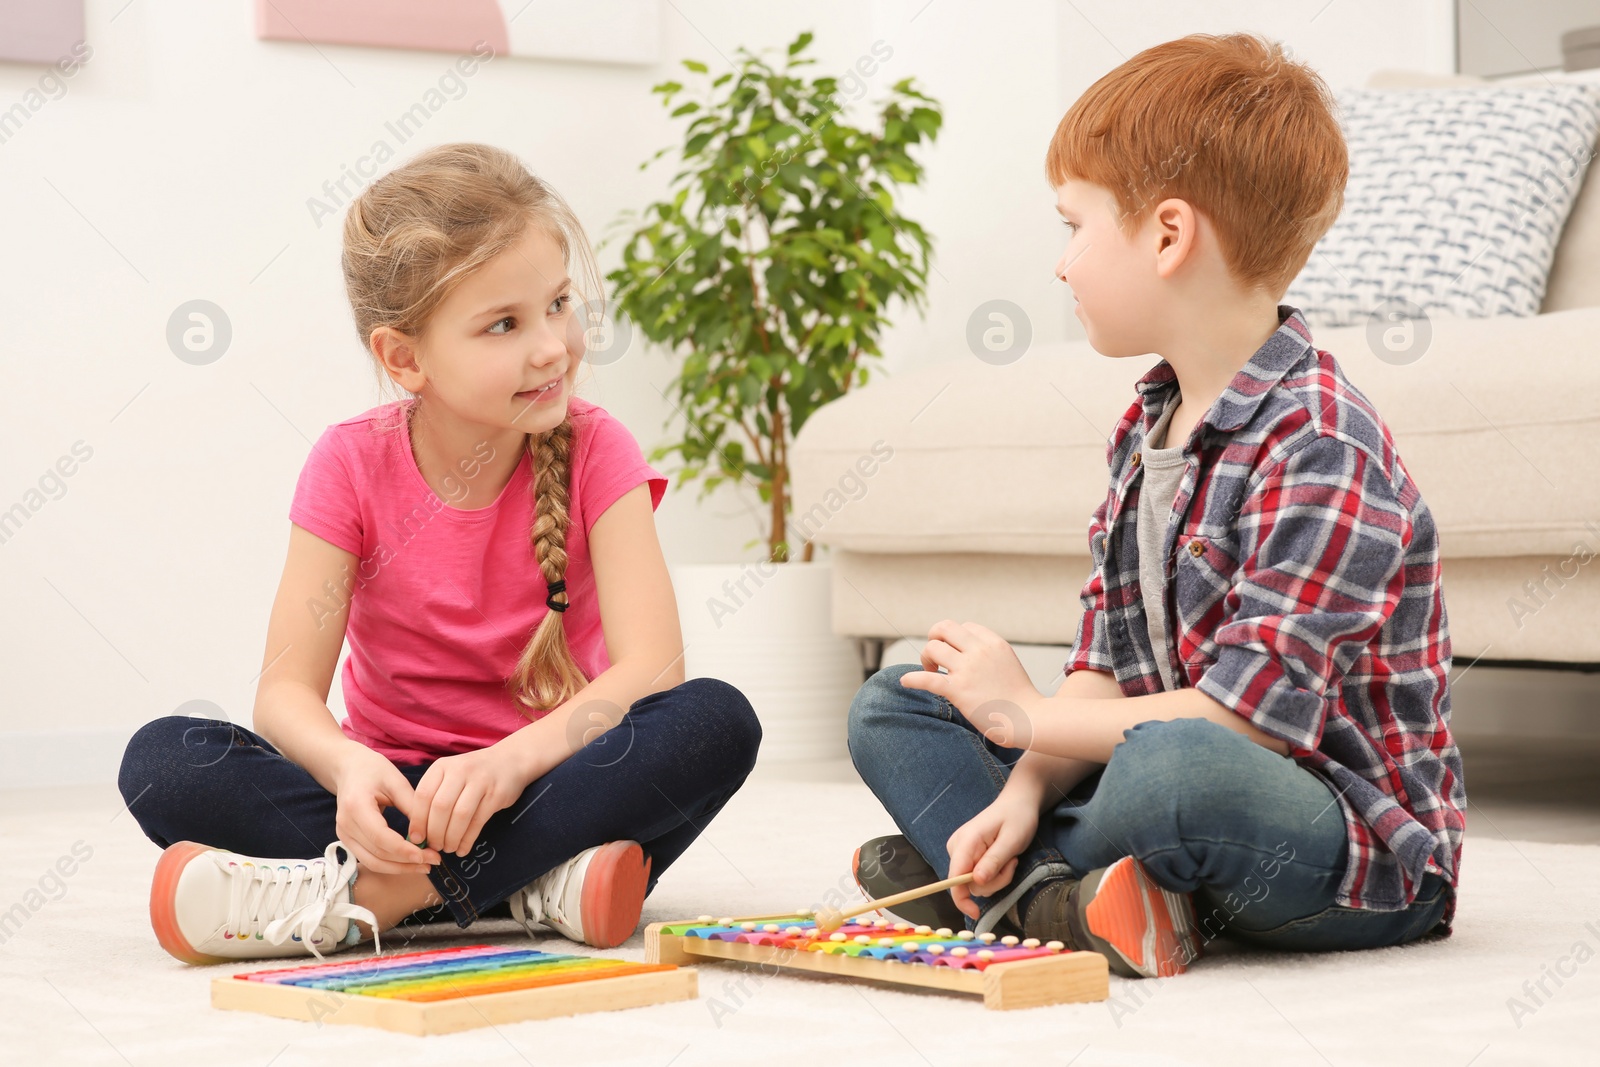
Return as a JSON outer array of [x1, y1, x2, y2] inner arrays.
[[118, 677, 761, 930], [847, 663, 1452, 954]]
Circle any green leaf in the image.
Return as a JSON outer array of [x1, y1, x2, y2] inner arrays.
[[606, 39, 942, 569]]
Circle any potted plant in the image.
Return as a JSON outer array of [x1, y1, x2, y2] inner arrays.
[[605, 30, 942, 761]]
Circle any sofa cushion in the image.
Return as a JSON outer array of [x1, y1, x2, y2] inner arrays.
[[826, 548, 1600, 664], [790, 306, 1600, 561]]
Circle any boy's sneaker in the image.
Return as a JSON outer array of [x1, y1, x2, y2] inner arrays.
[[149, 839, 379, 964], [1021, 856, 1202, 979], [509, 841, 650, 949], [851, 834, 968, 930]]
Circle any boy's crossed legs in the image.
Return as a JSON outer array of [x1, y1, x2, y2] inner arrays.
[[848, 662, 1451, 974]]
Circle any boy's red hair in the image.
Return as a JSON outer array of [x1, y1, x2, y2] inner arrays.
[[1046, 33, 1347, 298]]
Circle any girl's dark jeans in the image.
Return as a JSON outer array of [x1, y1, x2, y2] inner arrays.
[[118, 677, 761, 930]]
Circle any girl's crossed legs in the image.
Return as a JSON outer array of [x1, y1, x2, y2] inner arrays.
[[118, 677, 762, 939]]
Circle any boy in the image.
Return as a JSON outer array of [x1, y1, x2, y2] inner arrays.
[[846, 33, 1465, 980]]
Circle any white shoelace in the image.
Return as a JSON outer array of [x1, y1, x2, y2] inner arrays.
[[220, 840, 381, 960], [515, 855, 580, 935]]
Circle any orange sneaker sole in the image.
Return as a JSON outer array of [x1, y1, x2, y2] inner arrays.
[[577, 841, 651, 949], [1084, 856, 1199, 978], [150, 840, 221, 965]]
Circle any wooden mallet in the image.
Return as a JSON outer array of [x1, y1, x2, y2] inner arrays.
[[813, 871, 977, 934]]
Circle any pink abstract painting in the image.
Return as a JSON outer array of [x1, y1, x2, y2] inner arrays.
[[0, 0, 85, 64], [254, 0, 659, 65]]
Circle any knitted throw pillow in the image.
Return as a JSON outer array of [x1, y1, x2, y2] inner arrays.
[[1285, 85, 1600, 329]]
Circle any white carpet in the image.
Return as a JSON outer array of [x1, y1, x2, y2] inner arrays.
[[1, 772, 1594, 1066]]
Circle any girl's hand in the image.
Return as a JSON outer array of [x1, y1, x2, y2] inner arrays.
[[410, 744, 527, 858], [332, 745, 444, 875], [946, 790, 1041, 920]]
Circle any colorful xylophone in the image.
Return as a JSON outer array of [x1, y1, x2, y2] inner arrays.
[[646, 915, 1108, 1010], [211, 943, 697, 1035]]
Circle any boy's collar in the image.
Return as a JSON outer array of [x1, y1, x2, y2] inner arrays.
[[1132, 305, 1315, 433]]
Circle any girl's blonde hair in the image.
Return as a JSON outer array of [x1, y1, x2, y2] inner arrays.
[[340, 142, 603, 720]]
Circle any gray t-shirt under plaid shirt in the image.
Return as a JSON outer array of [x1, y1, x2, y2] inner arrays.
[[1136, 391, 1189, 691]]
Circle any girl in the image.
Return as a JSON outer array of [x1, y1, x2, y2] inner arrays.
[[117, 142, 762, 963]]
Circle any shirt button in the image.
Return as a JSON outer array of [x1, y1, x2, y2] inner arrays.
[[1131, 452, 1141, 467], [1188, 539, 1205, 557]]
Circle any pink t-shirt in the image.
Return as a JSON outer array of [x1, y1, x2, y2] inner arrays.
[[288, 394, 668, 764]]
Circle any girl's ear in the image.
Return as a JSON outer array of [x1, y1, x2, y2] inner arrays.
[[371, 325, 427, 392]]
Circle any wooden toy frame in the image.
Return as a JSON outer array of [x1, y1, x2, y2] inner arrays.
[[210, 944, 698, 1035], [645, 919, 1108, 1011]]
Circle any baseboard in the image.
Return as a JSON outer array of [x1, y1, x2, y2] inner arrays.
[[0, 730, 131, 788], [18, 663, 1593, 789]]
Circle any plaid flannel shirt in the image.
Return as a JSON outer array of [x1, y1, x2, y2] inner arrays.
[[1064, 305, 1464, 922]]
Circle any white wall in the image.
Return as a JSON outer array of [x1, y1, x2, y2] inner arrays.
[[0, 0, 1454, 786]]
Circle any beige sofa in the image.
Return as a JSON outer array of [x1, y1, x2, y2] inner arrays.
[[790, 71, 1600, 672]]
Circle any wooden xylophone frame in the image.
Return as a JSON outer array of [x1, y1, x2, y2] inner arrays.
[[645, 918, 1109, 1011], [210, 944, 699, 1035]]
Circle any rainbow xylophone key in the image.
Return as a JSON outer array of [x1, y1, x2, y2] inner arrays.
[[234, 943, 675, 1001], [669, 915, 1069, 969], [211, 943, 698, 1033]]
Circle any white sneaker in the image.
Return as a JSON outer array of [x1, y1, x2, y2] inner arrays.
[[509, 840, 650, 949], [149, 839, 380, 963]]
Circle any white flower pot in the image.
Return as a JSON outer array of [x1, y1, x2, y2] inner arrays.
[[670, 560, 862, 764]]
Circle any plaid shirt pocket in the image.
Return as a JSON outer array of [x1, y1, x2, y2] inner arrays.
[[1172, 530, 1239, 673]]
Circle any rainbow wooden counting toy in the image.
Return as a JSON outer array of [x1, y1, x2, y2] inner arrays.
[[645, 915, 1108, 1011], [211, 944, 697, 1035]]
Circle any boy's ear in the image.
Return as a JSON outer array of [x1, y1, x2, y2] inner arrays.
[[1150, 196, 1200, 280]]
